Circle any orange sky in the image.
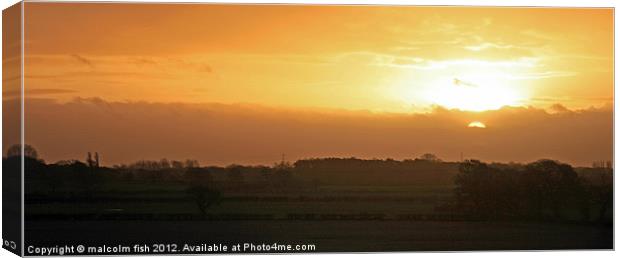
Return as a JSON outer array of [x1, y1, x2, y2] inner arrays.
[[9, 3, 614, 166], [22, 4, 613, 112]]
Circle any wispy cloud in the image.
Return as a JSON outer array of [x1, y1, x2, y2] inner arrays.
[[508, 71, 577, 80], [464, 42, 517, 51], [70, 54, 95, 68], [3, 88, 77, 97]]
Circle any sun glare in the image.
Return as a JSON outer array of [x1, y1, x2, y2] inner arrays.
[[468, 121, 487, 128], [424, 73, 523, 112]]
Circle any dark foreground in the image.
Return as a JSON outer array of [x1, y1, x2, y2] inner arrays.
[[25, 220, 612, 254]]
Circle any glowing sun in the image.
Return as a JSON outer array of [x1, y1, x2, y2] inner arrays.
[[425, 74, 523, 112], [468, 121, 487, 128]]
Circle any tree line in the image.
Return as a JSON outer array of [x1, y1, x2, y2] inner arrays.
[[452, 159, 612, 223], [9, 144, 613, 220]]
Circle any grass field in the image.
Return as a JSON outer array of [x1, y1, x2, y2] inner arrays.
[[27, 180, 455, 216], [24, 169, 612, 252]]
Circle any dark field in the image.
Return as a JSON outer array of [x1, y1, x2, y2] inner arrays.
[[26, 184, 452, 216], [26, 220, 612, 252], [15, 156, 614, 253]]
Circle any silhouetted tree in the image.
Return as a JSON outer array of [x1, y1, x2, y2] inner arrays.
[[226, 165, 244, 190], [94, 152, 100, 168], [87, 152, 94, 168], [587, 170, 613, 223], [185, 167, 220, 215], [186, 186, 221, 215], [521, 159, 580, 220], [418, 153, 441, 162], [454, 160, 496, 218], [184, 159, 199, 168], [171, 160, 184, 169], [454, 159, 585, 221], [7, 144, 39, 159], [159, 158, 171, 169]]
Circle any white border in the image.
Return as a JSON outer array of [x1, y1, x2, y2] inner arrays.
[[0, 1, 616, 258], [20, 1, 24, 257], [10, 0, 620, 7]]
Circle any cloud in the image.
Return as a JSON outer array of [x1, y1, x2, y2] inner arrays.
[[388, 57, 540, 70], [17, 97, 612, 167], [331, 50, 538, 71], [464, 42, 516, 51], [548, 103, 571, 114], [508, 71, 577, 80], [3, 88, 77, 98], [520, 29, 556, 41], [531, 96, 613, 106], [70, 54, 95, 68], [131, 57, 158, 66], [166, 57, 215, 74]]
